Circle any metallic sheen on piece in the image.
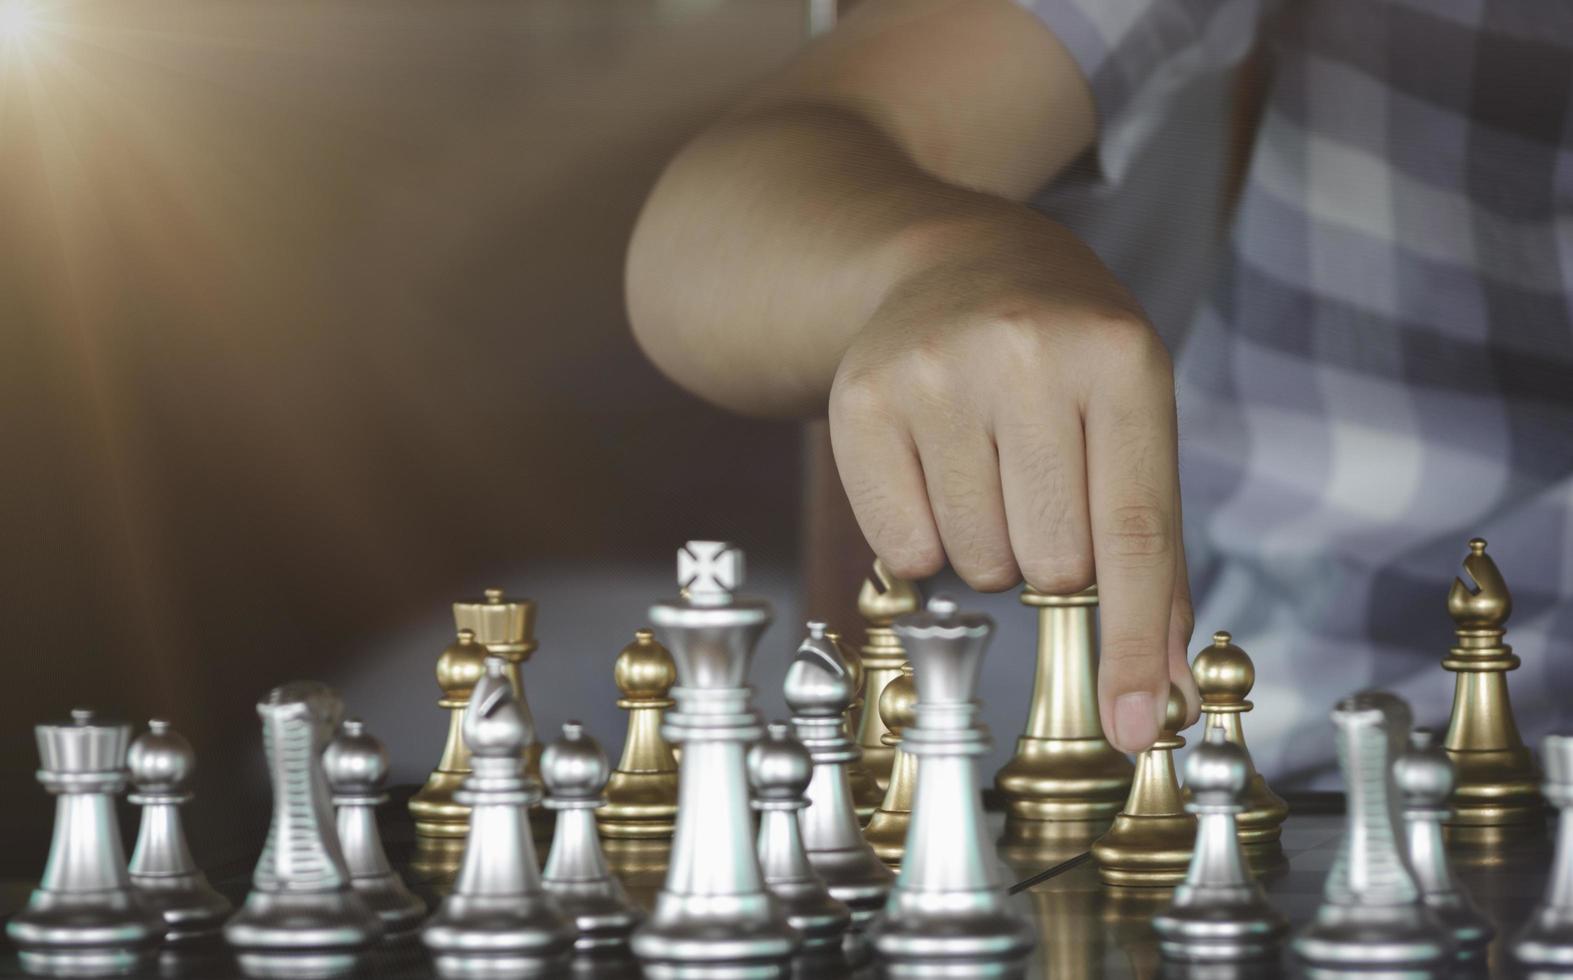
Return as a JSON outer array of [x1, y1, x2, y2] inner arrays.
[[598, 629, 680, 840], [1153, 728, 1287, 962], [824, 628, 883, 825], [629, 541, 800, 978], [862, 662, 918, 863], [852, 560, 921, 793], [996, 586, 1133, 835], [1394, 727, 1494, 957], [409, 628, 491, 874], [224, 683, 383, 979], [785, 621, 894, 927], [453, 588, 553, 844], [1442, 538, 1542, 840], [1189, 631, 1288, 845], [7, 709, 165, 977], [1091, 686, 1196, 887], [324, 719, 427, 937], [1293, 691, 1452, 972], [869, 596, 1036, 970], [749, 722, 853, 950], [127, 719, 232, 944], [1511, 733, 1573, 968], [542, 721, 643, 951], [421, 655, 575, 977]]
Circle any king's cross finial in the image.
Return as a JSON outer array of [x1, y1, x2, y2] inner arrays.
[[678, 540, 744, 603]]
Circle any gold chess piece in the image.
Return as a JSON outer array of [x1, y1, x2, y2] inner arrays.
[[853, 560, 921, 791], [598, 629, 680, 840], [409, 628, 490, 874], [826, 629, 883, 824], [862, 662, 917, 863], [1188, 631, 1288, 844], [453, 587, 553, 842], [1442, 537, 1543, 841], [996, 585, 1134, 839], [1091, 684, 1196, 886]]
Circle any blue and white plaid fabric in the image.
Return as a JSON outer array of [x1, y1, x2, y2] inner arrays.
[[1026, 0, 1573, 786]]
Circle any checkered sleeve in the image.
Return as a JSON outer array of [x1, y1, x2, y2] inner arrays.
[[1020, 0, 1270, 182]]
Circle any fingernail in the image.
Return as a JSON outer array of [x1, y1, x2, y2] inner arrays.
[[1113, 691, 1158, 753]]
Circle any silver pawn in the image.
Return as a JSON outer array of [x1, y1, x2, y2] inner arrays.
[[784, 621, 894, 928], [630, 541, 800, 977], [1513, 732, 1573, 969], [749, 721, 853, 952], [541, 721, 643, 951], [870, 597, 1035, 971], [7, 708, 165, 977], [1393, 727, 1494, 958], [1153, 728, 1287, 961], [127, 719, 232, 944], [421, 655, 575, 977], [1293, 691, 1452, 973], [224, 682, 383, 978], [323, 718, 428, 937]]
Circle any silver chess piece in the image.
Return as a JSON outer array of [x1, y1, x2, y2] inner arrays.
[[224, 682, 383, 978], [422, 655, 575, 977], [323, 718, 428, 937], [784, 621, 894, 928], [541, 721, 643, 951], [127, 719, 232, 944], [1153, 728, 1287, 962], [1512, 732, 1573, 969], [629, 541, 801, 978], [1393, 727, 1494, 958], [6, 709, 165, 977], [749, 721, 853, 951], [869, 597, 1035, 972], [1293, 691, 1452, 973]]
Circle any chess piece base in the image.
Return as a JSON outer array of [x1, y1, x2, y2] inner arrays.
[[223, 891, 382, 979], [806, 848, 893, 928], [422, 894, 575, 979], [132, 873, 232, 943], [352, 870, 428, 938], [1292, 907, 1451, 971], [7, 892, 164, 979], [629, 904, 799, 976], [868, 899, 1035, 969], [548, 882, 643, 951], [1091, 813, 1197, 887], [1235, 774, 1289, 845], [1153, 896, 1287, 962], [1444, 744, 1543, 831], [1514, 918, 1573, 968], [996, 735, 1134, 825]]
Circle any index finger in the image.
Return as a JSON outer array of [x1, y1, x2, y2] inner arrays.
[[1083, 332, 1179, 754]]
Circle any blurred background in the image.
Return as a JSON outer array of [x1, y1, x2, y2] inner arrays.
[[0, 0, 1236, 870]]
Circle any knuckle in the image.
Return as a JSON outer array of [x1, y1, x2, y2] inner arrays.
[[829, 369, 890, 423], [1092, 312, 1173, 380], [1101, 502, 1172, 562], [1098, 627, 1165, 671]]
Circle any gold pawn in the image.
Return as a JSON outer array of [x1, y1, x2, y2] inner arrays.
[[1442, 537, 1542, 841], [996, 585, 1134, 838], [598, 628, 680, 840], [1188, 631, 1288, 844], [826, 629, 883, 824], [409, 628, 489, 874], [452, 587, 552, 842], [862, 662, 917, 864], [853, 560, 921, 791], [1090, 685, 1196, 887]]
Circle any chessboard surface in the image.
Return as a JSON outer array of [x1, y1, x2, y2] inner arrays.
[[0, 792, 1554, 978]]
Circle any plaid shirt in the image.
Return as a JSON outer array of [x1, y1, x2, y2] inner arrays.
[[1027, 0, 1573, 785]]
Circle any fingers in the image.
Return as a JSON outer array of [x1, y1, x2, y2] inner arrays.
[[911, 424, 1020, 592], [1168, 482, 1199, 726], [1084, 329, 1179, 754], [995, 412, 1094, 595], [828, 379, 945, 581]]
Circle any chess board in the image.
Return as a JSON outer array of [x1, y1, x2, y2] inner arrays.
[[0, 792, 1555, 978]]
